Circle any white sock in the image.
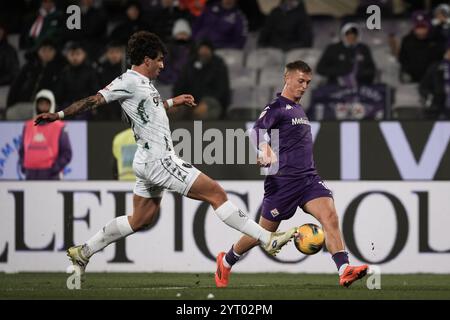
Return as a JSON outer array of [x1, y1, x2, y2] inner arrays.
[[84, 216, 134, 258], [338, 263, 349, 276], [215, 201, 271, 245]]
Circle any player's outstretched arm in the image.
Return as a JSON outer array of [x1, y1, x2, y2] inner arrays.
[[163, 94, 196, 110], [34, 94, 106, 125]]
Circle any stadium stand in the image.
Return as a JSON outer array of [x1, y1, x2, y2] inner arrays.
[[1, 1, 449, 120]]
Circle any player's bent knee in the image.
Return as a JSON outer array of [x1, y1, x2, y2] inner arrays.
[[132, 218, 152, 231], [208, 182, 228, 207], [130, 211, 158, 231]]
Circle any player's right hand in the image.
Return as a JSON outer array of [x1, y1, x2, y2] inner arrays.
[[34, 112, 59, 125], [257, 143, 278, 167]]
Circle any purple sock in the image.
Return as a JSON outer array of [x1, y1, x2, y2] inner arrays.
[[332, 251, 349, 271], [224, 246, 240, 267]]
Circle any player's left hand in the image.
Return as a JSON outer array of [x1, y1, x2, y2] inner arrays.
[[173, 94, 196, 107]]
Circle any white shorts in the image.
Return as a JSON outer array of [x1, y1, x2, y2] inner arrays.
[[133, 154, 201, 198]]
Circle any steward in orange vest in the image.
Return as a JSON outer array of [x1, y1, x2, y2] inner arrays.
[[19, 89, 72, 180]]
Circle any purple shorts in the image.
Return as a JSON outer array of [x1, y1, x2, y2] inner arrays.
[[261, 175, 333, 222]]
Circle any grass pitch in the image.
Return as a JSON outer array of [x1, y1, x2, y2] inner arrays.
[[1, 272, 450, 300]]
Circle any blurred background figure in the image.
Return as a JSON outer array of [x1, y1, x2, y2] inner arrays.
[[316, 23, 376, 87], [0, 24, 19, 87], [147, 0, 192, 43], [179, 0, 207, 17], [94, 41, 126, 121], [6, 39, 64, 119], [399, 11, 445, 83], [258, 0, 313, 51], [19, 89, 72, 180], [19, 0, 63, 52], [158, 18, 194, 85], [237, 0, 265, 32], [420, 40, 450, 120], [109, 1, 150, 46], [56, 42, 99, 120], [174, 40, 230, 120], [431, 3, 450, 44], [112, 128, 137, 181], [193, 0, 248, 49], [64, 0, 108, 61]]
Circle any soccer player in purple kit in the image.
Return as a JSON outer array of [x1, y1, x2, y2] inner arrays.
[[215, 60, 369, 288]]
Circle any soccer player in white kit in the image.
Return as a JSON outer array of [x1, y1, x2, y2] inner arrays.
[[34, 31, 296, 279]]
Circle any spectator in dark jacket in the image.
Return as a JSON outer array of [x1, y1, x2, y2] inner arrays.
[[94, 41, 125, 121], [19, 0, 64, 52], [258, 0, 313, 51], [64, 0, 108, 61], [317, 23, 376, 87], [399, 11, 445, 83], [0, 24, 19, 86], [56, 42, 99, 120], [147, 0, 191, 43], [192, 0, 247, 49], [19, 89, 72, 180], [158, 18, 194, 85], [7, 39, 65, 108], [431, 4, 450, 44], [419, 42, 450, 119], [174, 40, 230, 119], [109, 1, 151, 46]]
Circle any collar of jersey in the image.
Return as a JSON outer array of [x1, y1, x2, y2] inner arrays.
[[127, 69, 151, 82], [276, 92, 299, 108]]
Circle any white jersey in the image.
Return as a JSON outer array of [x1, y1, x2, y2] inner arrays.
[[98, 69, 174, 163]]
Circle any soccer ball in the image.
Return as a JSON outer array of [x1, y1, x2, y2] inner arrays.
[[294, 223, 325, 255]]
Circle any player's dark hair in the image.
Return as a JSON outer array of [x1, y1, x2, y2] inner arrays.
[[285, 60, 312, 74], [127, 31, 167, 65]]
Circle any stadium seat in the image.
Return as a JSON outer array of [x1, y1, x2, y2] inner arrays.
[[5, 102, 34, 120], [254, 85, 274, 107], [229, 68, 257, 89], [243, 31, 259, 53], [215, 49, 244, 71], [259, 68, 284, 89], [246, 48, 285, 70], [373, 47, 400, 87], [227, 86, 272, 120], [311, 17, 339, 49], [285, 48, 321, 70], [392, 83, 423, 119]]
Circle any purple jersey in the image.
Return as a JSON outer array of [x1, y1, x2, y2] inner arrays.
[[253, 93, 332, 221], [253, 93, 317, 179]]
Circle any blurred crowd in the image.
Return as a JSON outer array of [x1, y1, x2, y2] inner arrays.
[[1, 0, 450, 121]]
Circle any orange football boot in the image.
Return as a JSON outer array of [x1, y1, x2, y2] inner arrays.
[[339, 264, 369, 287], [215, 252, 232, 288]]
